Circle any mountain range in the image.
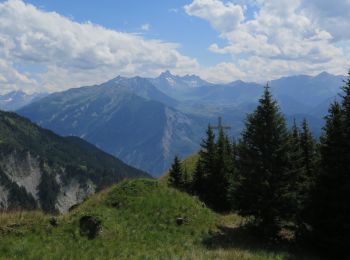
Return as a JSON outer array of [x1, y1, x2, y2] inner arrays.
[[18, 82, 204, 176], [17, 71, 346, 176], [0, 91, 47, 111], [0, 110, 148, 213]]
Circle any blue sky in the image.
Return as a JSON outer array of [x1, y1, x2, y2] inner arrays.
[[0, 0, 349, 93]]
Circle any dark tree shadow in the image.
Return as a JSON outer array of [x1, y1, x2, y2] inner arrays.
[[202, 224, 322, 260]]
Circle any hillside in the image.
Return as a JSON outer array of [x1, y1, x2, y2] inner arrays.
[[18, 82, 204, 176], [0, 110, 148, 213], [0, 179, 318, 259]]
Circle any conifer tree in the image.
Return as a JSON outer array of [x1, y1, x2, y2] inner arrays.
[[191, 125, 235, 212], [289, 119, 304, 178], [234, 85, 293, 234], [207, 128, 234, 211], [191, 159, 205, 196], [309, 72, 350, 254], [181, 165, 191, 192], [192, 125, 216, 201], [290, 119, 319, 234], [300, 119, 318, 179], [168, 156, 184, 190], [288, 119, 304, 216]]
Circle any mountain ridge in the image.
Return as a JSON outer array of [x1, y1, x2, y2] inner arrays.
[[18, 82, 204, 176], [0, 91, 47, 111], [17, 70, 346, 176], [0, 110, 149, 212]]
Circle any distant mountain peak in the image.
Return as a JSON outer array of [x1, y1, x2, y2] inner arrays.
[[315, 71, 332, 78], [159, 70, 174, 78], [153, 71, 209, 90], [0, 91, 48, 111]]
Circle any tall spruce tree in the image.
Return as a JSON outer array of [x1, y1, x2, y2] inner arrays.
[[235, 85, 293, 233], [191, 125, 235, 212], [300, 119, 318, 179], [288, 120, 304, 218], [207, 128, 234, 211], [168, 156, 184, 190], [309, 72, 350, 254], [192, 125, 216, 201], [290, 119, 319, 235]]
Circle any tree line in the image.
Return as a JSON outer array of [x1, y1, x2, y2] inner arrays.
[[168, 71, 350, 256]]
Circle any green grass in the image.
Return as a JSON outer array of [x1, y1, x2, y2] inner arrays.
[[0, 179, 320, 259]]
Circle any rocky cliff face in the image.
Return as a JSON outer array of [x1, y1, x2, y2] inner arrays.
[[0, 151, 96, 213], [0, 110, 149, 213]]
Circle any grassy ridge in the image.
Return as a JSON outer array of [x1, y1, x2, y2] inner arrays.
[[0, 179, 319, 259]]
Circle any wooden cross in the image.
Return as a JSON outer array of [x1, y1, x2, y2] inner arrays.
[[212, 116, 231, 131]]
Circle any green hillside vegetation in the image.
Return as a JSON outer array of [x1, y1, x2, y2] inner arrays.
[[0, 179, 318, 259], [0, 110, 148, 212]]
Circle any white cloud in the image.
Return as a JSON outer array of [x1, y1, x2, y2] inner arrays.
[[141, 23, 150, 31], [0, 0, 349, 94], [0, 0, 199, 93], [301, 0, 350, 41], [0, 58, 37, 93], [184, 0, 244, 32], [197, 62, 246, 83], [185, 0, 350, 82]]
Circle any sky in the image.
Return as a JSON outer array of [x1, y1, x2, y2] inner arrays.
[[0, 0, 350, 93]]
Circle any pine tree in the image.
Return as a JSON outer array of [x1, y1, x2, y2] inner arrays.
[[289, 119, 304, 179], [290, 119, 319, 236], [191, 125, 216, 201], [300, 119, 318, 179], [234, 85, 293, 234], [181, 165, 191, 192], [207, 128, 234, 211], [191, 159, 205, 196], [191, 125, 235, 212], [309, 72, 350, 254], [168, 156, 184, 190], [288, 119, 304, 217]]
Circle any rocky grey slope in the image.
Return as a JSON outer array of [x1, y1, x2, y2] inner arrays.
[[0, 111, 149, 213]]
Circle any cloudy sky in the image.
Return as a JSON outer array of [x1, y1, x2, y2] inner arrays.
[[0, 0, 349, 93]]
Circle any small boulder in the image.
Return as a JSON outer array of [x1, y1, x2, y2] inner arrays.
[[68, 203, 80, 212], [49, 217, 58, 227], [176, 217, 184, 226], [111, 201, 122, 209], [79, 216, 101, 239]]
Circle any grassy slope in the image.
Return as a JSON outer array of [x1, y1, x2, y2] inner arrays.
[[0, 179, 319, 259]]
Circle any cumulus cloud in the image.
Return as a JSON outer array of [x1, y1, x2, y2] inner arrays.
[[0, 58, 37, 93], [197, 62, 246, 83], [185, 0, 350, 82], [0, 0, 198, 93], [184, 0, 244, 32], [301, 0, 350, 41], [0, 0, 349, 93]]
